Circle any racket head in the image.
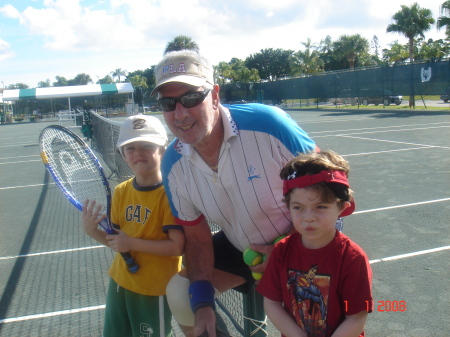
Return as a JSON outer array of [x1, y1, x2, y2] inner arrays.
[[39, 125, 113, 232]]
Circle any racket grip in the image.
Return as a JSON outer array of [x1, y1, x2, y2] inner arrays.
[[120, 252, 139, 273]]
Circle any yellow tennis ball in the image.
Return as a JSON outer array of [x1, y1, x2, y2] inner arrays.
[[243, 248, 263, 266], [252, 272, 263, 280]]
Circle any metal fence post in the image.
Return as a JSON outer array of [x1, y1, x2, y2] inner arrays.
[[243, 284, 267, 336]]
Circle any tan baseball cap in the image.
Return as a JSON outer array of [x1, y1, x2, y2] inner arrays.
[[116, 114, 168, 150], [151, 50, 214, 96]]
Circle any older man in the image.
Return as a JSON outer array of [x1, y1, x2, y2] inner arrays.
[[154, 50, 316, 337]]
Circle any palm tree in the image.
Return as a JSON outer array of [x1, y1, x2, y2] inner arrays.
[[386, 3, 435, 64], [129, 75, 148, 89], [164, 35, 199, 54], [110, 68, 128, 83], [292, 38, 324, 75], [69, 73, 92, 85], [382, 41, 409, 64], [437, 0, 450, 38], [386, 3, 435, 106], [334, 34, 369, 70]]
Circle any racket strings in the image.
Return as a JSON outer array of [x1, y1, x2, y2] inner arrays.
[[41, 128, 110, 218]]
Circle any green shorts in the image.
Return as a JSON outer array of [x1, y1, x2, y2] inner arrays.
[[103, 278, 172, 337]]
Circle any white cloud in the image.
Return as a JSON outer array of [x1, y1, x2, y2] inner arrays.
[[0, 4, 20, 18], [0, 38, 14, 61], [0, 0, 446, 87]]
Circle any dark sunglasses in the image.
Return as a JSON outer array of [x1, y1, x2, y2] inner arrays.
[[157, 89, 211, 112]]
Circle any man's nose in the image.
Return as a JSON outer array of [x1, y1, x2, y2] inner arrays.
[[173, 103, 189, 120]]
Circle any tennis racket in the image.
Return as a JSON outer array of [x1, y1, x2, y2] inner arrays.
[[39, 124, 139, 273]]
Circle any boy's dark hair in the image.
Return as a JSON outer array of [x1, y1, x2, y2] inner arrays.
[[280, 151, 353, 207]]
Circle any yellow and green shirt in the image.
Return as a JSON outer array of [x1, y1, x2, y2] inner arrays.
[[109, 178, 182, 296]]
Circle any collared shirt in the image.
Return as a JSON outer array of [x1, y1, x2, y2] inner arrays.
[[162, 103, 316, 251]]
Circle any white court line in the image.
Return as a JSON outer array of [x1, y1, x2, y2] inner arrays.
[[0, 305, 106, 324], [2, 244, 449, 324], [312, 125, 450, 139], [337, 135, 450, 149], [0, 183, 53, 190], [0, 245, 105, 261], [0, 143, 37, 148], [0, 193, 448, 323], [308, 122, 450, 134], [353, 198, 450, 214], [343, 147, 433, 157], [369, 245, 450, 265], [0, 155, 40, 160], [0, 198, 448, 262], [0, 159, 42, 165]]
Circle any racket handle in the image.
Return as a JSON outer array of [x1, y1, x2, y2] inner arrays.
[[104, 226, 140, 273], [120, 252, 140, 273]]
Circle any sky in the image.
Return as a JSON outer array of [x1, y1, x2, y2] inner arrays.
[[0, 0, 447, 88]]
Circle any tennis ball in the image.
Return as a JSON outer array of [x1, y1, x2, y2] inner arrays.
[[252, 272, 263, 280], [273, 235, 287, 245], [243, 248, 263, 266]]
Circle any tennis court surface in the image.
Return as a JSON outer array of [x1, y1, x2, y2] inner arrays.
[[0, 108, 449, 336]]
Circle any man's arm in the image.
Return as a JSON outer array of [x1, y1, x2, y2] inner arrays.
[[184, 218, 214, 280], [183, 218, 217, 337]]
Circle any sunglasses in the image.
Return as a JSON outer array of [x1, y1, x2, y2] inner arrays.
[[157, 89, 211, 112]]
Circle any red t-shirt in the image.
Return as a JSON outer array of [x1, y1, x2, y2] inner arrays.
[[257, 231, 373, 337]]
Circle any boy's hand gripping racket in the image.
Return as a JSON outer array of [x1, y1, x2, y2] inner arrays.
[[39, 125, 139, 273]]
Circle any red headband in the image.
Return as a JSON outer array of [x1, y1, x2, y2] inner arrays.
[[283, 170, 355, 217]]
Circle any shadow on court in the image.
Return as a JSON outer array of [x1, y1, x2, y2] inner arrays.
[[0, 172, 49, 329]]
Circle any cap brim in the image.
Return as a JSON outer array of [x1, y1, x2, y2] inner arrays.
[[340, 199, 356, 217], [151, 75, 207, 96], [117, 136, 167, 149]]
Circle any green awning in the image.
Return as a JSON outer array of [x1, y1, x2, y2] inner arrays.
[[2, 83, 133, 101]]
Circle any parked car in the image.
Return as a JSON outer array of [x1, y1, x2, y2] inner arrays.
[[359, 89, 402, 106], [222, 99, 247, 105], [440, 87, 450, 103], [143, 104, 158, 113]]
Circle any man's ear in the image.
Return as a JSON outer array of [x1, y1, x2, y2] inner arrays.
[[212, 84, 220, 101]]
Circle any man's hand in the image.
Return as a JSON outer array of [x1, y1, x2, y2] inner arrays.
[[248, 243, 275, 274], [194, 306, 216, 337]]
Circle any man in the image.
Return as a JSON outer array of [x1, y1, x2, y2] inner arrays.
[[154, 50, 316, 337]]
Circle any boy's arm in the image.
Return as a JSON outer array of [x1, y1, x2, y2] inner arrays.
[[330, 310, 368, 337], [107, 228, 185, 257], [264, 297, 307, 337]]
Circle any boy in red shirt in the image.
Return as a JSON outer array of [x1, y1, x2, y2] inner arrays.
[[257, 151, 373, 337]]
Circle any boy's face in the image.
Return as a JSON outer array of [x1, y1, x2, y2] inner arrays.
[[289, 187, 349, 249], [122, 141, 163, 177]]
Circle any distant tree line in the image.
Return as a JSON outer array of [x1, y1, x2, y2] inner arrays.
[[6, 2, 450, 107]]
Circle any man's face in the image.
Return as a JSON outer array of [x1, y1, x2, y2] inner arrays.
[[157, 83, 218, 147]]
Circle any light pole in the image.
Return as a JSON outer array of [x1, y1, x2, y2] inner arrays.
[[1, 81, 4, 123]]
